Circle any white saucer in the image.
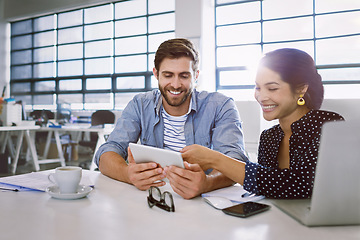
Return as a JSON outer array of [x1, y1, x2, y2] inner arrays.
[[46, 185, 93, 200]]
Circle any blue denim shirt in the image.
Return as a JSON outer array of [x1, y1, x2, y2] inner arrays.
[[94, 89, 248, 166]]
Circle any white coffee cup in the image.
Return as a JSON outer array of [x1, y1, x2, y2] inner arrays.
[[48, 166, 82, 194]]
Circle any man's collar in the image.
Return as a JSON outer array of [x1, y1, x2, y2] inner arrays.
[[154, 89, 198, 116]]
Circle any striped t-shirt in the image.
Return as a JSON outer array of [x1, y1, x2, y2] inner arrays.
[[162, 109, 189, 152]]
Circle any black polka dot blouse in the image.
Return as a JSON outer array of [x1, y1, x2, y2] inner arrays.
[[243, 110, 344, 199]]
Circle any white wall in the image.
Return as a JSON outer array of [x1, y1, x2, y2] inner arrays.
[[321, 99, 360, 121], [174, 0, 216, 92], [175, 0, 215, 92], [199, 0, 216, 92], [235, 100, 278, 161], [0, 0, 9, 96]]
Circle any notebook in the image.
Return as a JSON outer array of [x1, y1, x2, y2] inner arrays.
[[271, 119, 360, 226]]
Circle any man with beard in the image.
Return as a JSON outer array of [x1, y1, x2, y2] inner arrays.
[[94, 38, 247, 199]]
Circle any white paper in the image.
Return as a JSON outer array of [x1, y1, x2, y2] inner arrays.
[[0, 171, 93, 192], [201, 184, 264, 203]]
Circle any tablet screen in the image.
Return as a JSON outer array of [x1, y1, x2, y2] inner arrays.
[[129, 143, 184, 168]]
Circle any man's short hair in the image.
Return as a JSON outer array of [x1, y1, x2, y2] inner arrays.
[[154, 38, 199, 74]]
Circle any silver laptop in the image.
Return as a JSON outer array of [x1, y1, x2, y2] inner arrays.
[[271, 119, 360, 226]]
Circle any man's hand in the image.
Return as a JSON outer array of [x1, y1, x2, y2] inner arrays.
[[127, 147, 166, 190], [164, 162, 207, 199]]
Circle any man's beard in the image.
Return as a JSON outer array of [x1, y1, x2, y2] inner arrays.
[[159, 86, 192, 107]]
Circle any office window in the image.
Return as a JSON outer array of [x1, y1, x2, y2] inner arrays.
[[59, 79, 82, 91], [117, 76, 145, 89], [215, 0, 360, 100], [10, 0, 175, 110]]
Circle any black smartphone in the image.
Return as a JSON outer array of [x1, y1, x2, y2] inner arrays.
[[222, 202, 270, 218]]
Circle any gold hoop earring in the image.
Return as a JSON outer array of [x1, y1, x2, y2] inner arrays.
[[297, 94, 305, 106]]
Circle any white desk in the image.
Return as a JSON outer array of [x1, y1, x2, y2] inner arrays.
[[0, 126, 43, 174], [39, 126, 113, 170], [0, 170, 358, 240]]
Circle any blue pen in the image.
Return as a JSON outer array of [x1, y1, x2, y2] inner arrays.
[[0, 187, 18, 192], [0, 182, 43, 192], [241, 192, 255, 198]]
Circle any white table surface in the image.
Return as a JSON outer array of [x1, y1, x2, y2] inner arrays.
[[0, 170, 359, 240], [0, 125, 40, 131]]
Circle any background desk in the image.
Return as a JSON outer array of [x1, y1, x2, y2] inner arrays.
[[0, 125, 112, 174], [0, 125, 42, 174], [39, 126, 113, 170], [0, 170, 358, 240]]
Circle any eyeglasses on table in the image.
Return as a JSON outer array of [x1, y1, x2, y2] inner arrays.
[[147, 186, 175, 212]]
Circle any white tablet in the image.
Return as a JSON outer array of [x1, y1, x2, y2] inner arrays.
[[129, 143, 184, 168]]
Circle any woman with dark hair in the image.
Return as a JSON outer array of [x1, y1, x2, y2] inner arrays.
[[177, 48, 344, 199]]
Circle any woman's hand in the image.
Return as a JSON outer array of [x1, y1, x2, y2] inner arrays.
[[180, 144, 219, 171]]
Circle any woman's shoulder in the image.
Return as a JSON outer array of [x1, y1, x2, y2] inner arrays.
[[292, 110, 345, 134], [308, 109, 345, 121]]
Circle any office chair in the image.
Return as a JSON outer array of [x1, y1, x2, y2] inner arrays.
[[29, 109, 55, 127], [78, 110, 115, 150], [29, 110, 55, 143], [77, 110, 115, 170]]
